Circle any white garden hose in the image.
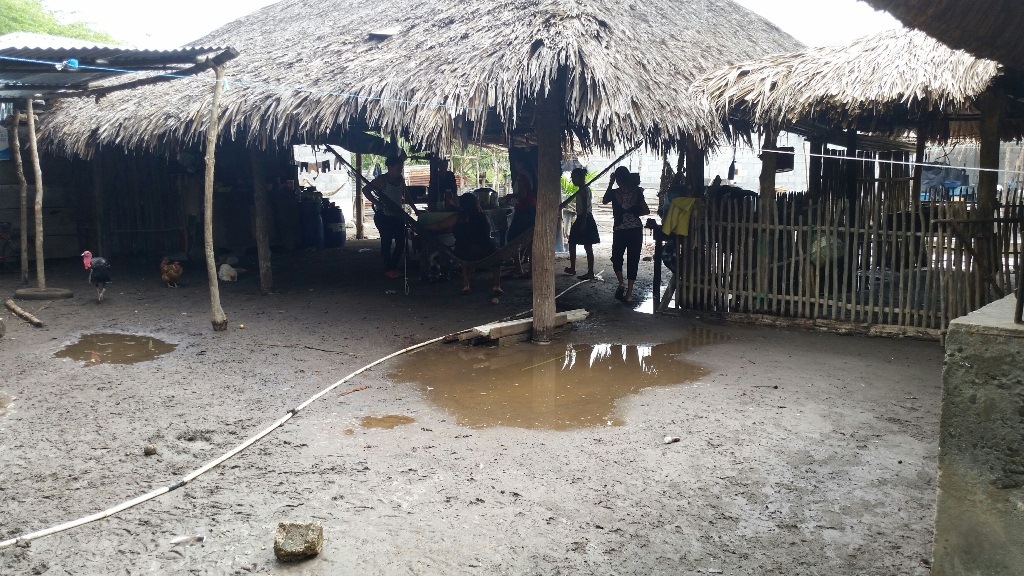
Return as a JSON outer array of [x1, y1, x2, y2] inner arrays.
[[0, 278, 596, 549]]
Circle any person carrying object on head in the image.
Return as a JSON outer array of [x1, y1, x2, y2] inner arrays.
[[603, 166, 650, 303], [365, 154, 411, 279]]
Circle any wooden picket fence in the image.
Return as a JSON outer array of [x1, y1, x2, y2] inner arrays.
[[669, 184, 1024, 338]]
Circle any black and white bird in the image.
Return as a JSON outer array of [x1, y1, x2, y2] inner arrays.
[[81, 250, 111, 302]]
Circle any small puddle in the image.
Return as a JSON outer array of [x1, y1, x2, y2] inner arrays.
[[360, 415, 415, 429], [54, 333, 176, 365], [389, 328, 727, 430]]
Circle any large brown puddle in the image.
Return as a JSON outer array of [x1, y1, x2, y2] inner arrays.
[[54, 333, 176, 365], [389, 328, 727, 430]]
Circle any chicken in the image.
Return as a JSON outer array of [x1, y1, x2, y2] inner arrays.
[[160, 258, 183, 287], [81, 250, 111, 302], [217, 263, 247, 282]]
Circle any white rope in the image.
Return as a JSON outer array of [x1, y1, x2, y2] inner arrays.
[[762, 147, 1014, 176], [0, 277, 597, 549]]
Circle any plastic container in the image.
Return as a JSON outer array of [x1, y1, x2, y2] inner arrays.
[[299, 198, 325, 250], [322, 200, 346, 248]]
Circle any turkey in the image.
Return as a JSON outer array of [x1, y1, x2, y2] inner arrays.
[[81, 250, 111, 302]]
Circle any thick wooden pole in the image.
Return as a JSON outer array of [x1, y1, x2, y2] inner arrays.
[[977, 91, 1001, 218], [912, 125, 927, 200], [250, 149, 274, 294], [354, 153, 365, 239], [92, 149, 105, 258], [977, 90, 1002, 292], [807, 139, 823, 199], [10, 111, 29, 285], [757, 129, 778, 311], [531, 78, 565, 343], [25, 99, 45, 289], [204, 66, 228, 331], [685, 136, 705, 195]]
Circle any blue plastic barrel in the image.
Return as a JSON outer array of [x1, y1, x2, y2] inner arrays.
[[299, 198, 325, 250], [322, 200, 346, 248]]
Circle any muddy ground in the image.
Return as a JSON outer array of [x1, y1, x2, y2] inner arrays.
[[0, 229, 942, 575]]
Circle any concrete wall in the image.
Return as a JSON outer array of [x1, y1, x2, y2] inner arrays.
[[934, 295, 1024, 575]]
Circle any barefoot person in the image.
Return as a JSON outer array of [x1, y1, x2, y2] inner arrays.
[[565, 167, 600, 280], [602, 166, 650, 302]]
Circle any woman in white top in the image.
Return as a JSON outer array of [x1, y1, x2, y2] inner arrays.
[[366, 154, 410, 279]]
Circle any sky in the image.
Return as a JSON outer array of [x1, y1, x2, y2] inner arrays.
[[40, 0, 901, 49]]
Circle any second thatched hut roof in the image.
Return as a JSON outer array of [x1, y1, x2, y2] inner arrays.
[[696, 28, 1006, 140], [41, 0, 802, 157]]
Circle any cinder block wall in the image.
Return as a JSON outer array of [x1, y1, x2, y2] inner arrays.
[[934, 296, 1024, 575]]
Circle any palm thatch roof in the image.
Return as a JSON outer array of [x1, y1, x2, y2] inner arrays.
[[864, 0, 1024, 71], [40, 0, 801, 158], [696, 28, 1008, 140]]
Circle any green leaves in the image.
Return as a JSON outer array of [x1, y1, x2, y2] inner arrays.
[[0, 0, 118, 43]]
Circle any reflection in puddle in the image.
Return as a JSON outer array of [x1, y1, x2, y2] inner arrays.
[[54, 333, 176, 365], [360, 415, 415, 429], [390, 328, 727, 430]]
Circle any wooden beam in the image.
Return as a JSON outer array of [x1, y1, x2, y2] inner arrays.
[[9, 110, 29, 285], [71, 48, 239, 100], [25, 99, 45, 289], [531, 74, 565, 343], [203, 65, 228, 331], [250, 149, 274, 295]]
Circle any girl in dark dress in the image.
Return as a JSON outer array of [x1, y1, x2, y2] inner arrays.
[[565, 167, 600, 280]]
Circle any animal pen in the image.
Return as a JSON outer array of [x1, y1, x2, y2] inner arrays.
[[667, 150, 1023, 338]]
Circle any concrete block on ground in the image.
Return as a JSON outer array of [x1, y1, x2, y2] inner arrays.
[[933, 295, 1024, 575], [274, 521, 323, 562]]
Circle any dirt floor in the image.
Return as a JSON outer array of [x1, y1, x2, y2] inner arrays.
[[0, 227, 943, 575]]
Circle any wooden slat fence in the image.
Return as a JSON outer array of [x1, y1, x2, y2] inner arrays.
[[671, 179, 1024, 336]]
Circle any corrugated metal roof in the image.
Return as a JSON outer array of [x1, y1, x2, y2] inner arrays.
[[0, 32, 229, 101]]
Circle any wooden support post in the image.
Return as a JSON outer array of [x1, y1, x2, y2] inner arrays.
[[250, 149, 274, 295], [354, 153, 365, 239], [92, 148, 104, 258], [845, 129, 859, 208], [686, 136, 705, 195], [757, 129, 778, 311], [912, 124, 927, 200], [9, 110, 29, 285], [203, 65, 229, 331], [977, 89, 1003, 300], [25, 99, 45, 289], [807, 139, 823, 199], [531, 74, 565, 343]]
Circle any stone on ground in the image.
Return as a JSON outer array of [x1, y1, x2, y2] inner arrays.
[[274, 521, 323, 561]]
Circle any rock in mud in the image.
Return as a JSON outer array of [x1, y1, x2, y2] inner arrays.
[[274, 521, 323, 561], [143, 444, 158, 456]]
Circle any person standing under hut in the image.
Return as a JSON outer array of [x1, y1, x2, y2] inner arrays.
[[453, 193, 502, 296], [505, 158, 537, 277], [603, 166, 650, 302], [366, 154, 410, 279], [565, 167, 600, 280]]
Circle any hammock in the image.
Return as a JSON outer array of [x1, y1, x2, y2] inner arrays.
[[365, 184, 534, 269], [323, 142, 641, 269]]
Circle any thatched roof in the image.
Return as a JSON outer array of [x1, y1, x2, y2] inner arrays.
[[696, 28, 1003, 139], [864, 0, 1024, 70], [40, 0, 801, 158]]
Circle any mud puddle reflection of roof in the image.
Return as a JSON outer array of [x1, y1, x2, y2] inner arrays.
[[389, 328, 727, 430]]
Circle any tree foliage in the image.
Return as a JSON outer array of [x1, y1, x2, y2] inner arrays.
[[0, 0, 118, 43]]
